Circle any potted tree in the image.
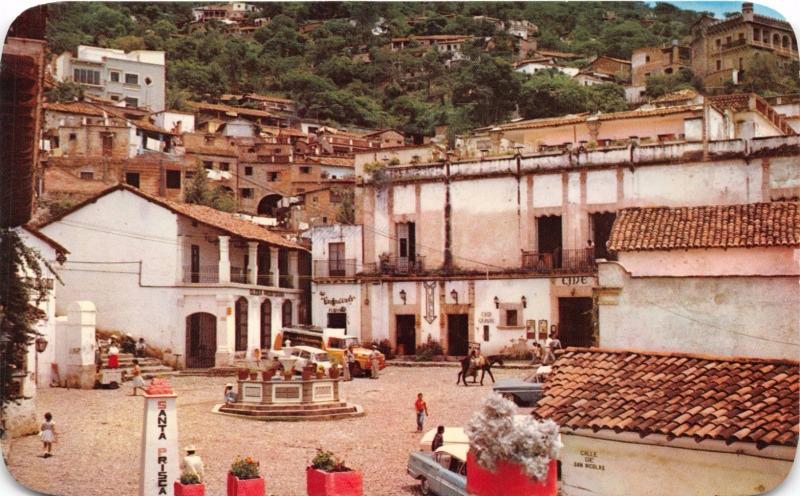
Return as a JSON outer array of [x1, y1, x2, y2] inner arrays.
[[464, 394, 561, 496], [174, 471, 204, 496], [307, 449, 363, 496], [227, 456, 264, 496]]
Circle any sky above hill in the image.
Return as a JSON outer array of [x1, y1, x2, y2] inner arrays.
[[659, 1, 788, 20]]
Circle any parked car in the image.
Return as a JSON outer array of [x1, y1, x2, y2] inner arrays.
[[418, 427, 468, 452], [491, 366, 550, 406], [273, 327, 385, 376], [407, 444, 468, 496], [273, 345, 333, 372]]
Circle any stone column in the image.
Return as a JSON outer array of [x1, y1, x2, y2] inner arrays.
[[247, 241, 259, 285], [64, 301, 97, 389], [218, 235, 231, 284], [215, 297, 232, 367], [270, 246, 280, 287], [288, 250, 299, 289]]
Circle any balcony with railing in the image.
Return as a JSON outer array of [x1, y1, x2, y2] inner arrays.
[[362, 255, 427, 276], [520, 248, 596, 275], [314, 259, 358, 278]]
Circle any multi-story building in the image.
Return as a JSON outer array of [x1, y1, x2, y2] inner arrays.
[[308, 114, 799, 356], [53, 45, 166, 111], [690, 2, 798, 90], [627, 42, 693, 103], [40, 184, 309, 368], [191, 2, 257, 23]]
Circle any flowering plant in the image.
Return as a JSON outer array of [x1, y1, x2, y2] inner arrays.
[[179, 472, 201, 485], [230, 456, 260, 479], [465, 394, 561, 481], [311, 449, 351, 472]]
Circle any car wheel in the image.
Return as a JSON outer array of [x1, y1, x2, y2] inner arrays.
[[352, 362, 363, 378], [501, 393, 518, 405], [419, 477, 431, 496]]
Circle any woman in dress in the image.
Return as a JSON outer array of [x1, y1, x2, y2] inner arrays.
[[40, 412, 57, 458], [370, 346, 381, 379]]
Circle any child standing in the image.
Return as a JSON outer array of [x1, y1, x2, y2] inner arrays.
[[414, 393, 429, 433], [40, 412, 57, 458], [130, 359, 146, 396]]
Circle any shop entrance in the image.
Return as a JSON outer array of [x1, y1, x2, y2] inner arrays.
[[447, 314, 469, 356], [185, 313, 216, 368], [396, 315, 416, 356], [327, 312, 347, 333], [557, 297, 594, 347]]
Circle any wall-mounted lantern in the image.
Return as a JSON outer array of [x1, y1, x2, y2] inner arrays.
[[399, 289, 407, 304], [521, 296, 527, 308], [494, 296, 499, 309], [450, 289, 458, 304]]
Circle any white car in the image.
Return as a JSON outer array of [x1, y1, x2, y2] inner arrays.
[[282, 345, 333, 372]]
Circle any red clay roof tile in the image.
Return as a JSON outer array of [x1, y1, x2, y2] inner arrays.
[[534, 348, 799, 448]]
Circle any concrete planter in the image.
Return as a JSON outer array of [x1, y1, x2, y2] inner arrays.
[[306, 467, 363, 496], [466, 452, 557, 496], [174, 481, 205, 496], [227, 473, 265, 496]]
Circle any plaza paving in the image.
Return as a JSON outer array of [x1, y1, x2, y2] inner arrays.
[[4, 366, 528, 495]]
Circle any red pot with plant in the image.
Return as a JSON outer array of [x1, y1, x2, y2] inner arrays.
[[227, 456, 265, 496], [307, 449, 363, 496], [237, 369, 249, 380], [174, 472, 204, 496], [328, 366, 340, 379], [301, 365, 315, 381], [262, 369, 276, 381], [464, 394, 560, 496], [248, 369, 258, 380]]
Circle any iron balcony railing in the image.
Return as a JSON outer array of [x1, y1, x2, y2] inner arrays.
[[362, 255, 426, 276], [521, 248, 596, 274], [314, 259, 358, 278], [183, 265, 219, 283], [231, 266, 247, 284]]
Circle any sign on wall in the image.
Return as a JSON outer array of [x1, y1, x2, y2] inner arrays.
[[424, 282, 437, 324]]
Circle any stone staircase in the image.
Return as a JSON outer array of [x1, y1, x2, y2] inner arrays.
[[216, 401, 364, 421], [100, 353, 178, 381]]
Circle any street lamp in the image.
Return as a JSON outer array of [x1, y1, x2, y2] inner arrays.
[[399, 289, 407, 304], [521, 296, 527, 308], [34, 335, 48, 387], [450, 289, 458, 304], [494, 296, 500, 309]]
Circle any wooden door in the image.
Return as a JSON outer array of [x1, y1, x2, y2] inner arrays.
[[186, 313, 216, 368]]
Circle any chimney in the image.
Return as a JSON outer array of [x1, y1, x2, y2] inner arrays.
[[742, 3, 754, 21]]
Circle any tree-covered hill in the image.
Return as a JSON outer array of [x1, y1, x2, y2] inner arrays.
[[42, 2, 754, 136]]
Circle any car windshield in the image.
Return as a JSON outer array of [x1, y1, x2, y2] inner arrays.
[[314, 353, 329, 362]]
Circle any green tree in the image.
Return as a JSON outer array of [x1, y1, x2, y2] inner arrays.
[[334, 187, 355, 224], [1, 230, 59, 413], [740, 53, 800, 95], [184, 164, 236, 213], [46, 81, 85, 103]]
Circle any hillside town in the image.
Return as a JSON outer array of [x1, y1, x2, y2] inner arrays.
[[1, 3, 799, 496]]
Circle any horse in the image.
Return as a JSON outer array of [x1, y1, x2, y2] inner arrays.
[[456, 354, 504, 386]]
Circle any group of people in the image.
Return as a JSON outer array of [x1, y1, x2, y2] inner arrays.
[[530, 326, 562, 365]]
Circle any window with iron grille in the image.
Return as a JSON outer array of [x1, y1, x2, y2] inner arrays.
[[73, 68, 100, 85]]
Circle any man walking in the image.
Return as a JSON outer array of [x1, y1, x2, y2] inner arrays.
[[415, 393, 429, 433]]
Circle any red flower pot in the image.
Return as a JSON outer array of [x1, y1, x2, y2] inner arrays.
[[249, 372, 258, 380], [262, 369, 276, 381], [329, 367, 340, 379], [466, 451, 557, 496], [227, 473, 265, 496], [306, 467, 363, 496], [237, 369, 249, 380], [301, 367, 314, 381], [174, 481, 205, 496]]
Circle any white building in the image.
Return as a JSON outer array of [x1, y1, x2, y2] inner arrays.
[[308, 225, 363, 336], [151, 110, 196, 134], [514, 58, 580, 77], [597, 202, 800, 359], [536, 348, 798, 496], [5, 226, 68, 437], [39, 184, 308, 368], [53, 45, 166, 112], [343, 133, 800, 356]]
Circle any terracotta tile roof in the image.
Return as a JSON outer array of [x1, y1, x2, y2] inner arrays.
[[187, 101, 278, 119], [534, 348, 800, 449], [708, 93, 751, 112], [38, 184, 306, 251], [608, 202, 800, 251], [309, 156, 355, 167], [43, 101, 105, 116]]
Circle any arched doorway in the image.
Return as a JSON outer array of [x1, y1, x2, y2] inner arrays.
[[282, 299, 293, 327], [235, 297, 248, 352], [260, 299, 271, 351], [257, 194, 284, 216], [185, 313, 216, 368]]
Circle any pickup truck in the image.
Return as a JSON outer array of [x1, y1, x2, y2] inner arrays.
[[407, 445, 468, 496]]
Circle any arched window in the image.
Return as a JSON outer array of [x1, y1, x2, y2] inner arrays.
[[235, 297, 248, 351], [773, 33, 781, 46], [282, 300, 293, 327], [783, 35, 790, 49]]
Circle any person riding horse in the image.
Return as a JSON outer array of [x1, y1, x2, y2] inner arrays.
[[457, 350, 504, 386]]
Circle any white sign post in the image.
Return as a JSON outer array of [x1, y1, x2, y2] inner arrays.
[[139, 379, 179, 496]]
